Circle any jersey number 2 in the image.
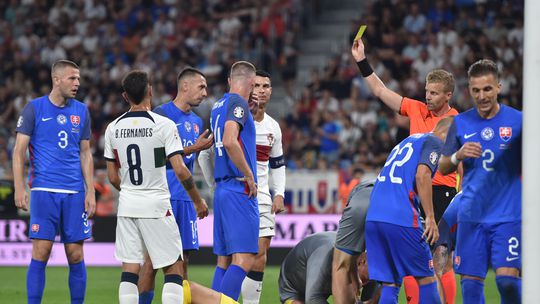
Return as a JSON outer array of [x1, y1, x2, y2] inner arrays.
[[126, 144, 143, 185]]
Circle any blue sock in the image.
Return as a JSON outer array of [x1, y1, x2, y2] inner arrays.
[[461, 278, 485, 304], [419, 281, 441, 304], [219, 264, 247, 301], [68, 261, 87, 304], [27, 259, 47, 304], [139, 290, 154, 304], [496, 275, 521, 304], [379, 285, 399, 304], [212, 266, 226, 292]]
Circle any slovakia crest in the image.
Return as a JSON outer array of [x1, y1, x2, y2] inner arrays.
[[193, 123, 200, 136], [184, 121, 192, 132], [499, 127, 512, 142], [70, 115, 80, 127], [31, 224, 39, 232], [481, 127, 494, 141]]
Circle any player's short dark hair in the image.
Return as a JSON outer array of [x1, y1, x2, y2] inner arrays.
[[51, 60, 79, 75], [256, 70, 271, 79], [230, 61, 256, 79], [177, 67, 205, 83], [468, 59, 499, 81], [122, 70, 149, 105]]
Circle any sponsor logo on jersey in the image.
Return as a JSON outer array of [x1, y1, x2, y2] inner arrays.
[[57, 114, 67, 125], [499, 127, 512, 142], [31, 224, 39, 233], [429, 151, 439, 165], [481, 127, 494, 141], [193, 123, 199, 136], [233, 106, 244, 118], [17, 116, 23, 128], [70, 115, 80, 127], [184, 121, 191, 132]]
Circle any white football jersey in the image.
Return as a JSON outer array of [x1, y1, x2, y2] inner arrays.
[[104, 111, 183, 218], [255, 113, 283, 201]]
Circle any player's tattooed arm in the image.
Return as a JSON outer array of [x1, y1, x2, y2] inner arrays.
[[181, 176, 195, 191]]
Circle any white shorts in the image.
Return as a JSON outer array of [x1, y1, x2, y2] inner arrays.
[[115, 215, 183, 269], [258, 193, 275, 238]]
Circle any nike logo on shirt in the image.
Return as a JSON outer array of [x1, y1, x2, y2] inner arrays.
[[42, 117, 53, 122], [464, 132, 477, 139], [506, 256, 519, 262]]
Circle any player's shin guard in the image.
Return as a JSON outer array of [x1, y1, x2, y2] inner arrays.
[[162, 274, 183, 304], [461, 278, 485, 304], [379, 285, 400, 304], [241, 271, 264, 304], [138, 290, 154, 304], [220, 264, 247, 300], [419, 282, 441, 304], [119, 272, 139, 304], [403, 276, 419, 304], [212, 266, 227, 292], [441, 270, 457, 304], [27, 258, 47, 304], [68, 261, 87, 304], [496, 275, 521, 304]]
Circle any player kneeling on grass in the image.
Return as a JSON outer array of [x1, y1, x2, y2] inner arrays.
[[182, 280, 239, 304], [104, 70, 207, 304]]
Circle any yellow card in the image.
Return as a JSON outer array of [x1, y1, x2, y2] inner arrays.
[[354, 25, 367, 41]]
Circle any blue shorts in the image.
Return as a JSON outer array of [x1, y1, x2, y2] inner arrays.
[[454, 221, 521, 278], [365, 221, 434, 285], [171, 199, 198, 251], [213, 185, 259, 256], [29, 191, 91, 243]]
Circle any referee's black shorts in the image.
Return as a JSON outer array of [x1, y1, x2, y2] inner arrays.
[[420, 185, 457, 224]]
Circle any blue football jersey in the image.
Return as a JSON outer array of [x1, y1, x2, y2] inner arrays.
[[367, 133, 442, 227], [210, 93, 257, 192], [16, 96, 91, 191], [442, 104, 522, 223], [154, 102, 203, 201]]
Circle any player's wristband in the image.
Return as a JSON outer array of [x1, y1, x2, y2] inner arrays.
[[451, 152, 460, 165], [356, 59, 374, 77]]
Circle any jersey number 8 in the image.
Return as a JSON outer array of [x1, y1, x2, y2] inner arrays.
[[126, 144, 143, 185]]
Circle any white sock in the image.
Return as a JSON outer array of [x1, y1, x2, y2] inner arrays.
[[241, 276, 263, 304], [162, 282, 184, 304], [119, 281, 138, 304]]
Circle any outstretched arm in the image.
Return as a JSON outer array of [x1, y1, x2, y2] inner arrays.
[[351, 39, 403, 113]]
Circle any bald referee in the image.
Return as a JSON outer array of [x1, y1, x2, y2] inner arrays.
[[278, 181, 375, 303]]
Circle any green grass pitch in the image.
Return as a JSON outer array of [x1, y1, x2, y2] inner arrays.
[[0, 266, 500, 303]]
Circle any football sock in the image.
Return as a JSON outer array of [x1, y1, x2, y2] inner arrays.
[[419, 281, 441, 304], [496, 275, 521, 304], [212, 266, 227, 292], [27, 258, 47, 304], [403, 276, 419, 304], [461, 278, 485, 304], [220, 264, 247, 300], [138, 290, 154, 304], [162, 274, 183, 304], [241, 271, 264, 304], [119, 272, 139, 304], [441, 270, 457, 304], [68, 261, 87, 304], [379, 285, 400, 304]]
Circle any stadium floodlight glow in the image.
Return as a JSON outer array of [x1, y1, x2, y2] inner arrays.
[[523, 0, 540, 302]]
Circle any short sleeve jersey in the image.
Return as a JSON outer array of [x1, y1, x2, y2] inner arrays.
[[442, 104, 522, 223], [255, 113, 285, 197], [154, 101, 203, 201], [210, 93, 257, 192], [367, 133, 443, 228], [16, 96, 91, 192], [400, 97, 459, 187], [104, 111, 183, 218]]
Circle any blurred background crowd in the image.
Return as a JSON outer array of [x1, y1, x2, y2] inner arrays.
[[0, 0, 524, 215]]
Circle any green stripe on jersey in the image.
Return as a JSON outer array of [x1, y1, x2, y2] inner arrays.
[[154, 147, 166, 167]]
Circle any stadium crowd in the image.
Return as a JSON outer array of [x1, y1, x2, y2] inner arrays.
[[0, 0, 524, 214]]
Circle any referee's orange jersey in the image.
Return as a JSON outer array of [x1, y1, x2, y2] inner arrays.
[[399, 97, 459, 187]]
